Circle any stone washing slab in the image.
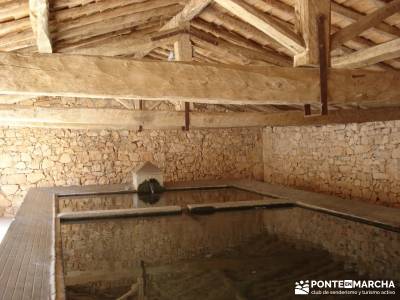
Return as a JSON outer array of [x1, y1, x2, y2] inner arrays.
[[58, 206, 182, 221], [187, 199, 293, 214], [0, 180, 399, 299]]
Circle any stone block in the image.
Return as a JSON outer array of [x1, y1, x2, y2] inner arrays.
[[132, 162, 164, 190], [27, 172, 45, 184]]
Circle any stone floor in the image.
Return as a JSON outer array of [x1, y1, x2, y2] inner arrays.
[[0, 217, 12, 244]]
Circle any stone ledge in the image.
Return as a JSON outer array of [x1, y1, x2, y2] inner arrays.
[[58, 206, 182, 222], [187, 199, 293, 214]]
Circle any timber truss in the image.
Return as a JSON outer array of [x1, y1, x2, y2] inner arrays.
[[0, 0, 400, 129]]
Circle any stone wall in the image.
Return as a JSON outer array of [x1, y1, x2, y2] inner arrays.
[[262, 208, 400, 279], [263, 121, 400, 208], [0, 127, 263, 216]]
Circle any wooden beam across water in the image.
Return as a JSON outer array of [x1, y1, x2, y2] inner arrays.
[[0, 52, 399, 106]]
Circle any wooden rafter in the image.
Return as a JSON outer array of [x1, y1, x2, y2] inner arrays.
[[52, 4, 182, 44], [69, 25, 189, 57], [331, 0, 400, 50], [191, 31, 272, 66], [190, 24, 292, 66], [0, 106, 280, 129], [331, 1, 400, 39], [199, 7, 292, 56], [160, 0, 212, 31], [214, 0, 305, 54], [0, 52, 399, 106], [332, 38, 400, 69], [29, 0, 52, 53], [136, 0, 212, 59]]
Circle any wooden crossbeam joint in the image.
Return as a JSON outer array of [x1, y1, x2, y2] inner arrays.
[[318, 15, 329, 116]]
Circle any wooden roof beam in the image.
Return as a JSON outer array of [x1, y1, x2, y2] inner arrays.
[[135, 0, 212, 59], [160, 0, 212, 31], [331, 0, 400, 50], [0, 52, 399, 106], [331, 2, 400, 39], [1, 106, 400, 129], [261, 107, 400, 127], [332, 38, 400, 69], [214, 0, 305, 55], [0, 106, 280, 129], [29, 0, 52, 53], [294, 0, 330, 67]]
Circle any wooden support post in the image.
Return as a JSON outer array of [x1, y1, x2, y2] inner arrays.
[[318, 15, 329, 116], [29, 0, 52, 53], [294, 0, 330, 67], [174, 33, 193, 118]]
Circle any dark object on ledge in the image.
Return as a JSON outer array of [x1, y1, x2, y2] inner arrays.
[[137, 178, 165, 204]]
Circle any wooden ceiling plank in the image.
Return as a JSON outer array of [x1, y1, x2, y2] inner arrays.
[[52, 0, 180, 34], [331, 2, 400, 39], [200, 7, 291, 56], [214, 0, 305, 55], [0, 0, 29, 22], [294, 0, 330, 67], [191, 20, 292, 66], [190, 27, 291, 66], [332, 37, 400, 68], [52, 5, 182, 43], [29, 0, 52, 53], [191, 34, 256, 65], [52, 0, 153, 22], [331, 0, 400, 50]]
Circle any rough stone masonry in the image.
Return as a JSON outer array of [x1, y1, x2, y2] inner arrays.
[[0, 127, 263, 216], [263, 120, 400, 208]]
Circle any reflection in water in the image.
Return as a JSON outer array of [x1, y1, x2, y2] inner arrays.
[[64, 211, 362, 300], [58, 188, 268, 213]]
